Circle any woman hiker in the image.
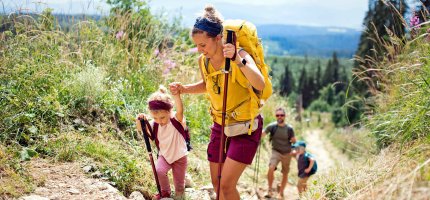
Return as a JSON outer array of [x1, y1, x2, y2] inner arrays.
[[169, 5, 266, 200]]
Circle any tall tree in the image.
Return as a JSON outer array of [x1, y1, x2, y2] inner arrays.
[[315, 60, 322, 91], [279, 64, 295, 96], [298, 67, 307, 93], [332, 52, 340, 83], [322, 60, 333, 87], [353, 0, 407, 96]]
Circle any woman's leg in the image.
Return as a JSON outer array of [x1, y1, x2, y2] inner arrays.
[[219, 157, 247, 200], [156, 156, 172, 197], [209, 161, 225, 200], [171, 156, 187, 197]]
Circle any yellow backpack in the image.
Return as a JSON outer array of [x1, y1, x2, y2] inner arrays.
[[222, 19, 273, 107]]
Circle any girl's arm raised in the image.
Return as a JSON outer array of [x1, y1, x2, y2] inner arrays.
[[173, 94, 184, 123]]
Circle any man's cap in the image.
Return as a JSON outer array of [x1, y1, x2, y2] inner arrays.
[[292, 140, 306, 148]]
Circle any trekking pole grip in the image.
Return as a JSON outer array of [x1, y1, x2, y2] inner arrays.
[[139, 119, 152, 153], [225, 30, 234, 72]]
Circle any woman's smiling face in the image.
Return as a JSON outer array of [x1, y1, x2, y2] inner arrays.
[[192, 33, 221, 59]]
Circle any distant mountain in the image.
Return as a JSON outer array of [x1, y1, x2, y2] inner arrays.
[[257, 24, 361, 58]]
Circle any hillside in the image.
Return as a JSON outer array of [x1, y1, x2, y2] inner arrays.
[[1, 3, 429, 200], [258, 24, 361, 57]]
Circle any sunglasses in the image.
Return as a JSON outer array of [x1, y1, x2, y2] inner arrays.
[[276, 114, 285, 117], [212, 75, 220, 94]]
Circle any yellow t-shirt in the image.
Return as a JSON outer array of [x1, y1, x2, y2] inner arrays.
[[200, 56, 259, 125]]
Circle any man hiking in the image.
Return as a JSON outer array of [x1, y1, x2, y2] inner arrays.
[[263, 107, 297, 199]]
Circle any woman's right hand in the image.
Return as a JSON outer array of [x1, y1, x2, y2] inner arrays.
[[169, 82, 184, 95]]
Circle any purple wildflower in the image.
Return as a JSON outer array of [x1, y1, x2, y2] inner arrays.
[[187, 47, 198, 54], [153, 49, 160, 56], [410, 15, 420, 28], [116, 30, 124, 40], [163, 68, 170, 75], [164, 59, 176, 69]]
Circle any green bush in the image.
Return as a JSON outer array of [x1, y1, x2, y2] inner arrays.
[[309, 99, 332, 112]]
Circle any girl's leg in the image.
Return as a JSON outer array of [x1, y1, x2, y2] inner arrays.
[[219, 157, 247, 200], [209, 161, 225, 200], [156, 156, 172, 197], [171, 156, 188, 197]]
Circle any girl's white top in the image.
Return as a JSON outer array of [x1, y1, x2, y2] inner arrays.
[[151, 113, 188, 164]]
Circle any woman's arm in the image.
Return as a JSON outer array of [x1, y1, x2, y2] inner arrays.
[[223, 44, 265, 91]]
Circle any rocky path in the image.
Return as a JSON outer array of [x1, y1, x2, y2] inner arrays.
[[19, 159, 143, 200], [17, 129, 349, 200]]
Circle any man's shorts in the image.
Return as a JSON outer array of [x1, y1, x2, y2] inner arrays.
[[207, 115, 263, 165], [269, 149, 292, 174]]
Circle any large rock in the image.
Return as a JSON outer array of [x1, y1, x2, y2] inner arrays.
[[129, 191, 145, 200], [20, 195, 49, 200]]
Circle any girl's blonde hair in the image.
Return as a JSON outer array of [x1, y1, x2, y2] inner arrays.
[[147, 85, 173, 111]]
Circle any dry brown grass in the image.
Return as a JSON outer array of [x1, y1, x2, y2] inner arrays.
[[302, 140, 430, 200]]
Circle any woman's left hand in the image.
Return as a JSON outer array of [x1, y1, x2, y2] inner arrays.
[[223, 43, 238, 62]]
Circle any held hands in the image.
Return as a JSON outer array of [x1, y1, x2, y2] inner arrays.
[[169, 82, 183, 96], [305, 168, 311, 174]]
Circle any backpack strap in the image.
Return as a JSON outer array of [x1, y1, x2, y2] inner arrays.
[[143, 120, 155, 140], [170, 118, 192, 151], [269, 124, 278, 141], [152, 122, 160, 150], [204, 57, 209, 75], [153, 118, 192, 151]]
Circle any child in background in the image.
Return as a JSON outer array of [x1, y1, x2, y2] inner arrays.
[[291, 141, 317, 195], [136, 85, 188, 200]]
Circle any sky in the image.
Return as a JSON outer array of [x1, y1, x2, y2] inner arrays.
[[3, 0, 370, 29]]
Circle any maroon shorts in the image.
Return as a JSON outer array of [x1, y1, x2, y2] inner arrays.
[[207, 115, 263, 165]]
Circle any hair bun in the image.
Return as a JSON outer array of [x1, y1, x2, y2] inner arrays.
[[204, 5, 215, 15], [158, 85, 167, 94]]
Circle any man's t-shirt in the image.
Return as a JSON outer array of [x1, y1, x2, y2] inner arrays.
[[265, 123, 295, 154]]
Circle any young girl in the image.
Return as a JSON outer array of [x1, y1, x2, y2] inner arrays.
[[136, 86, 188, 200]]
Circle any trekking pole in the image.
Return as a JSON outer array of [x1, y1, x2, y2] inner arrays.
[[254, 140, 261, 188], [216, 29, 234, 200], [139, 118, 162, 196]]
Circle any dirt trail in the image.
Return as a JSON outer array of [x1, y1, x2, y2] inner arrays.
[[304, 129, 350, 171], [251, 128, 351, 200], [18, 159, 135, 200], [17, 129, 349, 200]]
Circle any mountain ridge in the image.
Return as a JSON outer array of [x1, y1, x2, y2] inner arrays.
[[257, 24, 361, 58]]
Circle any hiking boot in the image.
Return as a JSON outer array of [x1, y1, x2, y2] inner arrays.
[[153, 191, 171, 200], [276, 193, 284, 200], [264, 190, 273, 198]]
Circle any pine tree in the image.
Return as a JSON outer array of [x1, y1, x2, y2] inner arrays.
[[298, 67, 307, 93], [332, 52, 340, 82], [279, 64, 295, 97], [322, 60, 333, 87], [353, 0, 407, 95], [315, 60, 322, 91]]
